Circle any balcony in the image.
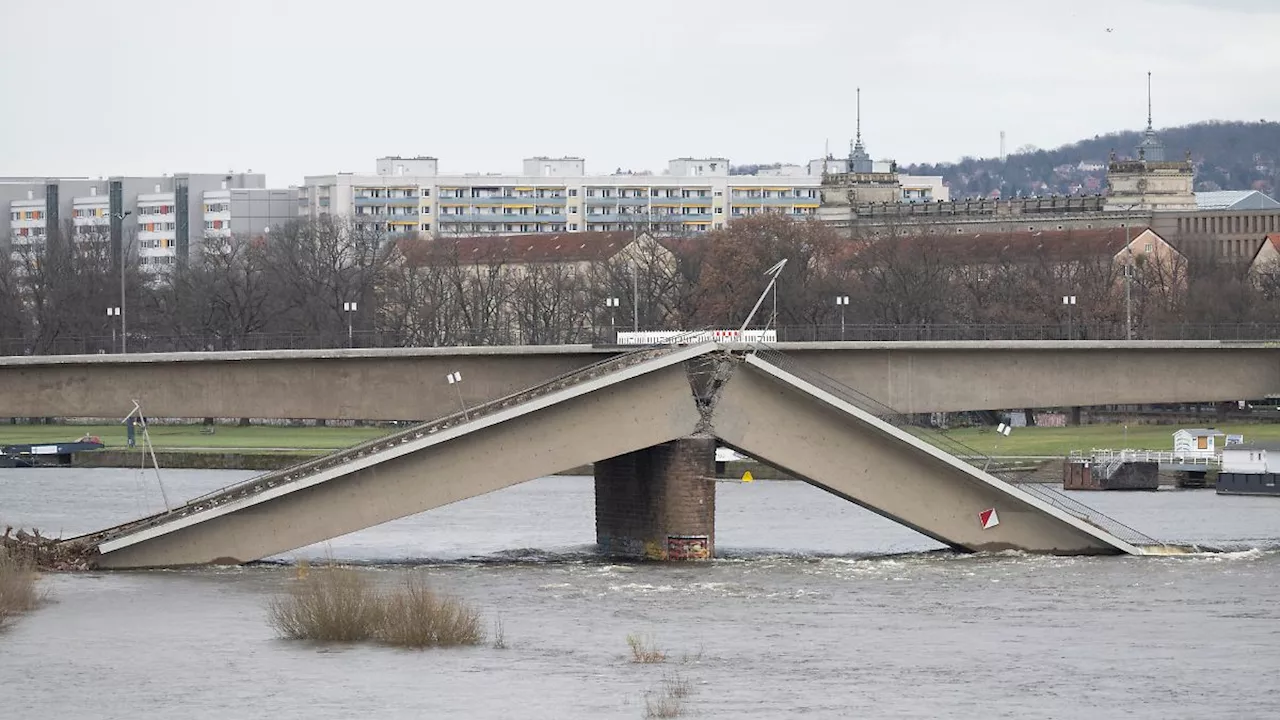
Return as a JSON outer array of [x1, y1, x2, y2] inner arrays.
[[438, 213, 566, 223], [584, 213, 656, 223], [585, 195, 649, 206]]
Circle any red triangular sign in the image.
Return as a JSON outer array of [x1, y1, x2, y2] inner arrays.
[[979, 508, 1000, 529]]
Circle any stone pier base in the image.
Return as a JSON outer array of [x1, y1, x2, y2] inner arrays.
[[594, 437, 716, 560]]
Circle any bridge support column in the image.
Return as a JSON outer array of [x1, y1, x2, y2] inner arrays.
[[594, 437, 715, 560]]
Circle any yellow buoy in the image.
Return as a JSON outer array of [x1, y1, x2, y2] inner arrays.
[[741, 470, 754, 483]]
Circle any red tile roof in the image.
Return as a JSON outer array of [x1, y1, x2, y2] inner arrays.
[[861, 226, 1159, 264], [398, 231, 639, 266]]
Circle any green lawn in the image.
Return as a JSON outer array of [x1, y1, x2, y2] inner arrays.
[[930, 422, 1280, 457], [0, 423, 391, 452]]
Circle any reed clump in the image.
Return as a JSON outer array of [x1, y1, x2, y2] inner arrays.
[[0, 547, 41, 630], [627, 633, 667, 663], [644, 672, 692, 718], [268, 564, 484, 648]]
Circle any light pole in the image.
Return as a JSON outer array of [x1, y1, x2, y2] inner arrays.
[[1124, 223, 1134, 341], [112, 210, 132, 353], [343, 301, 357, 348], [1062, 295, 1077, 340], [835, 295, 850, 340], [632, 264, 639, 333], [605, 296, 620, 338], [106, 306, 121, 353]]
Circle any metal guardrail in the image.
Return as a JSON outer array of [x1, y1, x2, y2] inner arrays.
[[78, 332, 712, 547], [8, 322, 1280, 356], [749, 345, 1161, 548]]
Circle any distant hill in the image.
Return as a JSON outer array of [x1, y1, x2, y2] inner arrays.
[[902, 121, 1280, 201]]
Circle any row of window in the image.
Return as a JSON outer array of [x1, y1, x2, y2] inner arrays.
[[731, 207, 817, 216], [73, 208, 107, 218], [137, 204, 175, 215], [730, 190, 819, 199], [204, 203, 230, 213], [142, 222, 176, 232], [1178, 213, 1280, 235], [140, 238, 176, 249], [9, 210, 43, 221]]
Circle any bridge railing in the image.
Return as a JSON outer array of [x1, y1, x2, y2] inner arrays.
[[9, 322, 1280, 357], [80, 330, 715, 546], [749, 345, 1160, 548]]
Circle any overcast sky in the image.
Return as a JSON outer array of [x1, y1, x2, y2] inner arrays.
[[2, 0, 1277, 185]]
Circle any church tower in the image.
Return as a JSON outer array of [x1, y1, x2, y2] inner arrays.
[[1105, 72, 1195, 211]]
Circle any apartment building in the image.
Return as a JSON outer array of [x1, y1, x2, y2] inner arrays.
[[3, 173, 271, 271], [301, 155, 947, 238]]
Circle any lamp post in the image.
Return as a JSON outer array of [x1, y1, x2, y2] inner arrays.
[[1062, 295, 1077, 340], [343, 301, 357, 348], [632, 264, 639, 334], [111, 210, 132, 353], [835, 295, 850, 340], [605, 296, 620, 338], [106, 306, 121, 353], [1124, 223, 1134, 341]]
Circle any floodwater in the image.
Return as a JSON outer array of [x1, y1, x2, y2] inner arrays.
[[2, 468, 1278, 719]]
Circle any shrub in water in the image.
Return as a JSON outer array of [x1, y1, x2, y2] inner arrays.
[[268, 564, 382, 642], [0, 548, 40, 630]]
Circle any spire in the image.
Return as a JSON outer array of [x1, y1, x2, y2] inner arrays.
[[1146, 71, 1153, 131], [1137, 71, 1165, 162], [848, 87, 873, 173], [856, 87, 863, 147]]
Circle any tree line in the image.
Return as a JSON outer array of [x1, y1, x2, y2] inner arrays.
[[2, 214, 1279, 355]]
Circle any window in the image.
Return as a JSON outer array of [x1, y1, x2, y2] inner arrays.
[[569, 189, 578, 197], [1144, 242, 1153, 253], [421, 223, 431, 231], [421, 188, 431, 197], [569, 223, 578, 231], [570, 206, 578, 214], [715, 207, 723, 214]]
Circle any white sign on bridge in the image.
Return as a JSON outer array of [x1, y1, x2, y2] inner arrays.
[[616, 330, 777, 345]]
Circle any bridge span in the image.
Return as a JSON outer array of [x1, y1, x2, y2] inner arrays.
[[2, 340, 1279, 420], [68, 343, 1168, 569]]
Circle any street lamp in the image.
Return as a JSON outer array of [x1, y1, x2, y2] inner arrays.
[[106, 306, 121, 353], [343, 301, 358, 348], [835, 295, 850, 340], [1062, 295, 1077, 340], [111, 210, 132, 353]]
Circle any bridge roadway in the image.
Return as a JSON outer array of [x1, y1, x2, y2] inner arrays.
[[74, 344, 1155, 569], [2, 340, 1278, 420]]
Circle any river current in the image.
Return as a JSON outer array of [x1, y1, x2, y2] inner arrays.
[[2, 468, 1278, 719]]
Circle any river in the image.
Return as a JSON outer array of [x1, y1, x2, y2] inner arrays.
[[2, 468, 1278, 719]]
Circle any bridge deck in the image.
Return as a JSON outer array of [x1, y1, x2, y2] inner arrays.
[[77, 343, 1159, 568]]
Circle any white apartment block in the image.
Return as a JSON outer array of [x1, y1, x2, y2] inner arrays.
[[8, 192, 47, 257], [301, 156, 949, 238], [135, 190, 180, 271], [3, 173, 271, 273], [71, 188, 110, 241]]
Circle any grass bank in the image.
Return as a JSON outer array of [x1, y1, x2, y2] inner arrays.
[[930, 422, 1280, 456], [0, 423, 390, 452]]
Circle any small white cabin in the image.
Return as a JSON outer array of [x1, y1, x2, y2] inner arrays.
[[1221, 444, 1280, 474], [1173, 428, 1225, 456]]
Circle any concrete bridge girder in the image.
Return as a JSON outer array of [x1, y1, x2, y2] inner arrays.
[[89, 346, 1140, 568], [4, 341, 1280, 421], [713, 356, 1131, 555], [92, 349, 708, 569]]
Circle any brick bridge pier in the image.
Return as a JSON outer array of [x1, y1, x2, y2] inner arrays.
[[594, 436, 717, 560]]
